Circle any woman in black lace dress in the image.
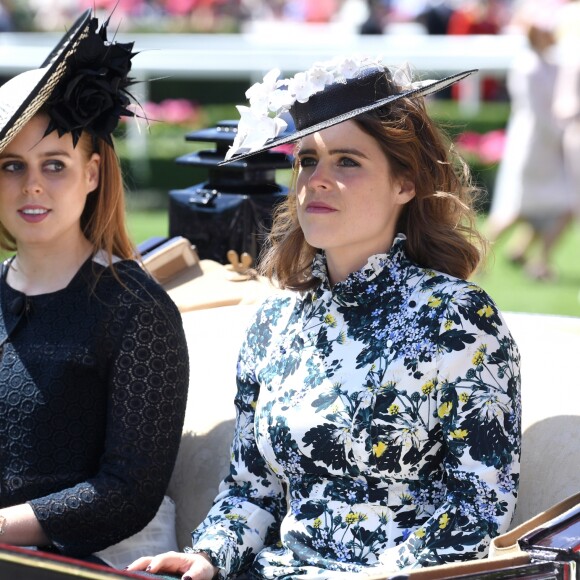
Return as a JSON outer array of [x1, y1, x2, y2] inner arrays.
[[0, 10, 189, 567]]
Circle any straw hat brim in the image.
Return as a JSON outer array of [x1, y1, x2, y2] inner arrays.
[[0, 9, 92, 153]]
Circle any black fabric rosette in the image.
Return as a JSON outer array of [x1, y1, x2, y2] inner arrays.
[[44, 16, 137, 146]]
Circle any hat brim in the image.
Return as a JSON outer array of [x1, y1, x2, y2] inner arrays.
[[219, 69, 477, 166], [0, 9, 92, 153]]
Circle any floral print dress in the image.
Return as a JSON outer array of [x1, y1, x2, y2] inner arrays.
[[191, 235, 521, 579]]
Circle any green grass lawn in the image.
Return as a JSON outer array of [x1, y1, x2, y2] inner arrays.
[[474, 221, 580, 318], [127, 209, 580, 318], [127, 208, 169, 248]]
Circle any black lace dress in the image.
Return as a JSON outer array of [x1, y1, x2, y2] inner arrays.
[[0, 256, 189, 557]]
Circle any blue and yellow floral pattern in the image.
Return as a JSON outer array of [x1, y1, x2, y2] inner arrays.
[[191, 235, 521, 579]]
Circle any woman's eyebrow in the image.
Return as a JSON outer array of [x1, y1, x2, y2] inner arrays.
[[40, 150, 72, 158], [331, 147, 368, 158], [0, 149, 72, 160], [298, 147, 369, 158]]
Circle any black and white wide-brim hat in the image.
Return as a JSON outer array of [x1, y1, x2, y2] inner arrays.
[[0, 10, 92, 153], [221, 57, 477, 164], [0, 9, 136, 153]]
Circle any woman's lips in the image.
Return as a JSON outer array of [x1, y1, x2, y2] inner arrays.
[[18, 206, 50, 223], [306, 202, 337, 214]]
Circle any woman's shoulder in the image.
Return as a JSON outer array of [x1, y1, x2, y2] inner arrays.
[[413, 267, 503, 315], [90, 255, 148, 285], [412, 262, 481, 293], [415, 269, 513, 340], [247, 289, 298, 328], [88, 254, 179, 311], [253, 287, 296, 309]]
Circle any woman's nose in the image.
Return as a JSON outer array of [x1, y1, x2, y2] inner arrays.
[[308, 163, 331, 190], [23, 172, 43, 195]]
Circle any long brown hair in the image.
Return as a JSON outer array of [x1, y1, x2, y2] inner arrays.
[[79, 134, 136, 262], [259, 95, 486, 291]]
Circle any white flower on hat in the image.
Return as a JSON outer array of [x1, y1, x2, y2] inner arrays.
[[391, 62, 413, 88], [308, 64, 335, 91], [225, 56, 387, 161], [246, 67, 282, 112], [337, 57, 366, 79], [224, 54, 430, 161], [287, 71, 316, 104], [224, 104, 288, 161], [268, 87, 294, 113]]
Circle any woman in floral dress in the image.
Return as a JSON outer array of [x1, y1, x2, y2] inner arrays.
[[129, 57, 521, 580]]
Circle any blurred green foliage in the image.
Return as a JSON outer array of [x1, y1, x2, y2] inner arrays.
[[428, 99, 510, 137]]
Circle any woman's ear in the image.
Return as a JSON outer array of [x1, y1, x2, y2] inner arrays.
[[86, 153, 101, 193], [396, 178, 416, 205]]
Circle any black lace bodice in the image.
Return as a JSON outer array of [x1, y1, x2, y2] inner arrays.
[[0, 257, 189, 557]]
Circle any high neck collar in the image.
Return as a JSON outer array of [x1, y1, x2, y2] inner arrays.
[[310, 234, 411, 305]]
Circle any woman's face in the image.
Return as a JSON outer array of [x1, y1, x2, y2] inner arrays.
[[295, 119, 415, 284], [0, 114, 100, 252]]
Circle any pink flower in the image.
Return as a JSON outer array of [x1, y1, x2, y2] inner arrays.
[[455, 131, 482, 155], [455, 129, 506, 164], [478, 129, 505, 164], [126, 99, 199, 124], [158, 99, 198, 124], [139, 101, 163, 121]]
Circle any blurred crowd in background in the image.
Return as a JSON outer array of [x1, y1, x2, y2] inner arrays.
[[0, 0, 567, 34]]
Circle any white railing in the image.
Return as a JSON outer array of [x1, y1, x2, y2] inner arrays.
[[0, 28, 528, 115], [0, 28, 525, 78]]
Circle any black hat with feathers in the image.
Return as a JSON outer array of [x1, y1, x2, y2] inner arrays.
[[0, 9, 138, 152]]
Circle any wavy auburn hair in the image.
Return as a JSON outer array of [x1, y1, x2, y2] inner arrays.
[[259, 91, 486, 291]]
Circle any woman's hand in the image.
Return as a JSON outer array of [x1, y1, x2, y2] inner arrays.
[[126, 551, 217, 580]]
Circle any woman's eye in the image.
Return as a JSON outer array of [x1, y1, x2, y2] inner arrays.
[[298, 156, 317, 168], [45, 160, 65, 172], [1, 161, 23, 173], [338, 157, 359, 167]]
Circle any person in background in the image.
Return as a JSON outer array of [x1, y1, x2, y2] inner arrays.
[[0, 9, 189, 569], [0, 0, 14, 31], [128, 56, 521, 580], [416, 0, 453, 34], [553, 0, 580, 250], [447, 0, 506, 100], [359, 0, 389, 34], [486, 15, 575, 280]]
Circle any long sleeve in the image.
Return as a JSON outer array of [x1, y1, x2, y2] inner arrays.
[[379, 284, 521, 570], [190, 300, 287, 578], [25, 264, 189, 556]]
